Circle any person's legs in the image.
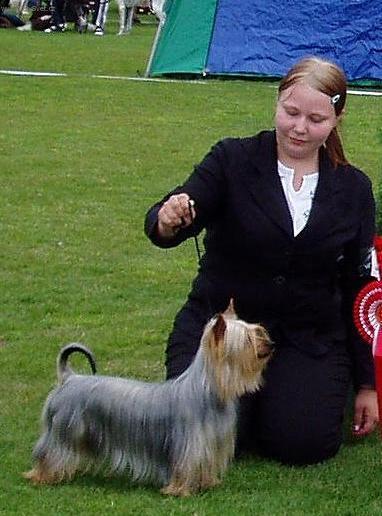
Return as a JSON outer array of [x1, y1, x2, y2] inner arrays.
[[237, 343, 352, 465], [94, 0, 108, 34], [165, 296, 210, 380], [51, 0, 65, 26]]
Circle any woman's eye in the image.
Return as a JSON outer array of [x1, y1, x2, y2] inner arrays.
[[310, 117, 325, 123]]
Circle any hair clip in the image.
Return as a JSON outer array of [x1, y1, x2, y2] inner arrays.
[[331, 94, 341, 105]]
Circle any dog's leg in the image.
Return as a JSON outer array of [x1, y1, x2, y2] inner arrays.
[[23, 459, 69, 485], [199, 470, 222, 491], [199, 432, 235, 491], [164, 431, 234, 495], [24, 456, 80, 485], [23, 430, 82, 485], [160, 460, 208, 496], [161, 466, 220, 496], [160, 474, 194, 497]]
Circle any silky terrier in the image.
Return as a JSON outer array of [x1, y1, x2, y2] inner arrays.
[[24, 304, 272, 496]]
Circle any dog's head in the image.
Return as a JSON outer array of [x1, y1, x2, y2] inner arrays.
[[202, 301, 273, 402]]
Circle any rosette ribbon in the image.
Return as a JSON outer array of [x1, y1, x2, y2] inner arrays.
[[353, 280, 382, 433]]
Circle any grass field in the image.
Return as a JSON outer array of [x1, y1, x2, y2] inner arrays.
[[0, 10, 382, 515]]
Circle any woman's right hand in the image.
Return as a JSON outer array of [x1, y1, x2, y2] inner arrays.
[[157, 193, 196, 239]]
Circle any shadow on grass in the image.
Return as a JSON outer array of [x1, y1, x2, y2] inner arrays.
[[58, 472, 157, 496]]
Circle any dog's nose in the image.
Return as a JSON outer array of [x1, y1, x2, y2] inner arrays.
[[258, 341, 274, 359]]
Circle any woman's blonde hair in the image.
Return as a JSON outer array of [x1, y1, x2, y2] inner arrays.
[[278, 57, 348, 168]]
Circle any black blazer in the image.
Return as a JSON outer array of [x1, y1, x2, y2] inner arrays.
[[145, 130, 376, 388]]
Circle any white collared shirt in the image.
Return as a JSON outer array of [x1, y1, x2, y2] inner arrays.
[[277, 160, 319, 236]]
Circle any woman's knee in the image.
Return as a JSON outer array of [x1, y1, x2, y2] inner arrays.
[[255, 427, 343, 466]]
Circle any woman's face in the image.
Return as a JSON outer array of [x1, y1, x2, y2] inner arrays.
[[275, 82, 339, 164]]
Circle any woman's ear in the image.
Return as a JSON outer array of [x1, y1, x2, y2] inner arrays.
[[336, 108, 346, 123]]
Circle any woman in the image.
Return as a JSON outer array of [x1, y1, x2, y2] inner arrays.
[[144, 57, 379, 465]]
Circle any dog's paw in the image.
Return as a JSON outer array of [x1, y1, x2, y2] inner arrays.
[[160, 483, 193, 497]]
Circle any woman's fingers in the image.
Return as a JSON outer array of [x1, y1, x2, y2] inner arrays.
[[157, 194, 196, 237], [160, 194, 195, 227]]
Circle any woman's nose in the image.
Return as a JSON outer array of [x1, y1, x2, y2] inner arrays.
[[294, 116, 307, 133]]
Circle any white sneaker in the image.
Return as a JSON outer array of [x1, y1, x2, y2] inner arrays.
[[17, 22, 32, 31], [94, 26, 104, 36]]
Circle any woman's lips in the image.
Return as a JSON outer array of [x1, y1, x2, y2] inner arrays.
[[290, 137, 306, 145]]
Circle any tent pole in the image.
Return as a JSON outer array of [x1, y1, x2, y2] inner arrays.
[[145, 12, 166, 77]]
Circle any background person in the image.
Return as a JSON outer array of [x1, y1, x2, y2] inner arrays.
[[0, 0, 25, 26]]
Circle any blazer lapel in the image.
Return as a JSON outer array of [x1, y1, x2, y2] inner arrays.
[[241, 131, 294, 237]]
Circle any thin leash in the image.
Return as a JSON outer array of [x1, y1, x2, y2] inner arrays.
[[187, 199, 202, 264], [187, 200, 214, 318]]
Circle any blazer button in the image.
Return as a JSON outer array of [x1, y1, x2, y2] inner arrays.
[[273, 275, 286, 285]]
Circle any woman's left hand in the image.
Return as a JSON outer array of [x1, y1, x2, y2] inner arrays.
[[352, 387, 379, 436]]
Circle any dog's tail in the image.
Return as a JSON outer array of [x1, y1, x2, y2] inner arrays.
[[57, 343, 97, 384]]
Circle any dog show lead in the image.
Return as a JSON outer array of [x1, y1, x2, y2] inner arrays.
[[144, 56, 379, 466]]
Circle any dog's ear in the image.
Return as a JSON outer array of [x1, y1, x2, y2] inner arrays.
[[223, 298, 237, 319], [212, 314, 226, 345]]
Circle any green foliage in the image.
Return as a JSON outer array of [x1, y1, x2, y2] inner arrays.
[[0, 13, 381, 515]]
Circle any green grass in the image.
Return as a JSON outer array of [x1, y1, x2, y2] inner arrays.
[[1, 13, 382, 515]]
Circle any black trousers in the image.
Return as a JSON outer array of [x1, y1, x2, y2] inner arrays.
[[165, 300, 352, 466], [236, 343, 351, 465], [51, 0, 65, 25]]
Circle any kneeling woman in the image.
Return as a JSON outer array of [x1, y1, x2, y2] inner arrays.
[[144, 56, 379, 465]]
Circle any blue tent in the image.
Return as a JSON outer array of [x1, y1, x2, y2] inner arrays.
[[147, 0, 382, 84]]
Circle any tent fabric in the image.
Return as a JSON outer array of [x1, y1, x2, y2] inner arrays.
[[148, 0, 218, 75], [148, 0, 382, 83]]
